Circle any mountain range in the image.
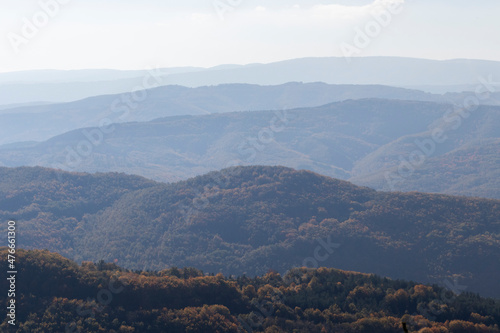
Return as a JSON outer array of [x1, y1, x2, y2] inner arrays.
[[2, 57, 500, 105], [0, 82, 443, 145], [1, 165, 499, 298], [1, 98, 498, 199]]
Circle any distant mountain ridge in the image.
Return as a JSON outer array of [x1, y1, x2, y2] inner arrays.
[[158, 57, 500, 89], [0, 82, 442, 145], [1, 165, 499, 298], [1, 98, 498, 199], [2, 56, 500, 105], [0, 67, 204, 84]]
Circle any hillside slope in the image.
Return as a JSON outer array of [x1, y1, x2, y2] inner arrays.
[[1, 99, 498, 199], [0, 248, 500, 333], [1, 166, 499, 298], [0, 82, 440, 145], [1, 248, 499, 332]]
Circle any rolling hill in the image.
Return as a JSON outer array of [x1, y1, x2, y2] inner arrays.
[[0, 82, 441, 145], [1, 248, 498, 332], [1, 165, 499, 298], [0, 67, 205, 105], [3, 56, 500, 105], [8, 57, 500, 86], [1, 99, 498, 199], [155, 57, 500, 91]]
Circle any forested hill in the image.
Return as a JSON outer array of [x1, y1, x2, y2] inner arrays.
[[0, 248, 499, 332], [2, 98, 499, 199], [0, 166, 499, 298], [0, 166, 157, 219]]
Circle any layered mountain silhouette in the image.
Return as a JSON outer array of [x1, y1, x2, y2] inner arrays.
[[1, 98, 498, 199], [2, 56, 500, 105], [0, 82, 444, 145], [1, 165, 499, 298]]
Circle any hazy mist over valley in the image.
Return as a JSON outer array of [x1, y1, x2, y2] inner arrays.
[[0, 1, 499, 332]]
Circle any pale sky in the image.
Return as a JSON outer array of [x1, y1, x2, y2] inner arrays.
[[0, 0, 499, 73]]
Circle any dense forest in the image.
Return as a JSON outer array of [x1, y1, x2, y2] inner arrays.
[[1, 166, 499, 299], [0, 248, 499, 332]]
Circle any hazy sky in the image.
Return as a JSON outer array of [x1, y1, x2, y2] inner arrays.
[[1, 0, 499, 72]]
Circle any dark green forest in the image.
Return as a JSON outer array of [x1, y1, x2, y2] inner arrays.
[[1, 166, 499, 299], [0, 249, 499, 332]]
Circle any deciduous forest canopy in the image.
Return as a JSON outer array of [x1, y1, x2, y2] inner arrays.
[[1, 166, 499, 299]]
